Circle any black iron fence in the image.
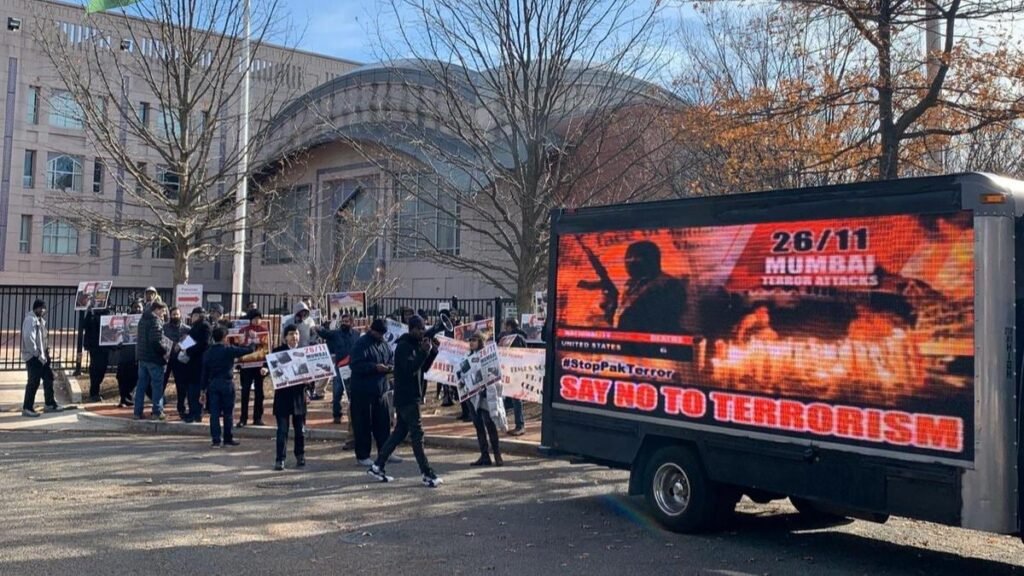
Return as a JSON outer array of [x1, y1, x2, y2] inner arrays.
[[0, 285, 514, 371]]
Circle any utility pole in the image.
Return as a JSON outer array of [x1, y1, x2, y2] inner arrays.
[[231, 0, 251, 315], [925, 2, 946, 173]]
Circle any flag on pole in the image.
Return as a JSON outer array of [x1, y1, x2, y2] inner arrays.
[[86, 0, 142, 14]]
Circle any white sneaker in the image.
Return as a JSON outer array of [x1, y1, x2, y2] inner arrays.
[[356, 458, 374, 466], [367, 464, 393, 483], [387, 454, 404, 464], [422, 472, 443, 488]]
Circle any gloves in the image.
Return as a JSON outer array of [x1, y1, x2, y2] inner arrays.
[[177, 350, 189, 364]]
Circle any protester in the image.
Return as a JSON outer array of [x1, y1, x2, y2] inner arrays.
[[237, 308, 269, 427], [83, 305, 110, 403], [467, 334, 503, 466], [21, 299, 63, 417], [142, 286, 159, 312], [134, 300, 170, 421], [202, 326, 254, 447], [281, 301, 315, 346], [208, 303, 232, 331], [317, 313, 359, 424], [368, 315, 441, 487], [268, 325, 308, 470], [349, 318, 395, 466], [162, 306, 189, 418], [498, 317, 528, 436], [182, 306, 211, 423], [116, 301, 144, 408]]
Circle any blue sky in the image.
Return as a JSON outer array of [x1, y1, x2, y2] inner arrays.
[[287, 0, 394, 63]]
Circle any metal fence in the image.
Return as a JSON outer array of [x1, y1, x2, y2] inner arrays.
[[0, 285, 514, 371]]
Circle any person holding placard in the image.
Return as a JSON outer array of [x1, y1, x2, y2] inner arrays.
[[237, 309, 269, 427], [348, 318, 394, 466], [268, 325, 309, 471], [162, 306, 189, 418], [316, 313, 359, 424], [201, 327, 254, 447], [182, 307, 211, 423], [498, 318, 528, 436], [467, 334, 503, 466], [84, 305, 110, 403]]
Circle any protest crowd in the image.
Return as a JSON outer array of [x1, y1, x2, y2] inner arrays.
[[20, 287, 544, 488]]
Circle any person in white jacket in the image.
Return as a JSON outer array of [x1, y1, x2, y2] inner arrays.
[[21, 299, 63, 417]]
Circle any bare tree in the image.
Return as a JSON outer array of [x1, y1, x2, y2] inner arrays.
[[34, 0, 302, 285], [684, 0, 1024, 181], [319, 0, 683, 309]]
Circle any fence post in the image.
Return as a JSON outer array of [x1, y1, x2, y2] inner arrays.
[[494, 296, 503, 329], [74, 310, 85, 375]]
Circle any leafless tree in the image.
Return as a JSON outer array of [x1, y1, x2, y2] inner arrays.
[[322, 0, 684, 309], [34, 0, 303, 285]]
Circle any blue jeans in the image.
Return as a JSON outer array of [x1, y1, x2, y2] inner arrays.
[[504, 397, 525, 430], [134, 361, 166, 417], [332, 369, 346, 419], [208, 381, 235, 443]]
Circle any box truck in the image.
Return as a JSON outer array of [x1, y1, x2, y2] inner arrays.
[[541, 173, 1022, 537]]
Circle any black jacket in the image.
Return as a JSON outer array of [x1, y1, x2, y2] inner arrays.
[[392, 333, 438, 407], [201, 343, 253, 389], [316, 326, 359, 361], [270, 344, 309, 417], [84, 309, 108, 352], [498, 329, 528, 348], [185, 320, 211, 368], [136, 309, 168, 365], [349, 332, 394, 397]]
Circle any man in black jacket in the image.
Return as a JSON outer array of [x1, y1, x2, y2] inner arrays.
[[202, 327, 254, 447], [84, 306, 110, 402], [316, 313, 359, 424], [368, 315, 442, 487], [499, 318, 529, 436], [162, 306, 188, 418], [348, 318, 394, 466], [183, 307, 211, 423], [133, 300, 169, 421]]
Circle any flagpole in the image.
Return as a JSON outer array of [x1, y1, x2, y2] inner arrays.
[[231, 0, 250, 315]]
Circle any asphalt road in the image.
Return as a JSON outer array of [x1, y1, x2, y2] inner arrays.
[[0, 430, 1022, 576]]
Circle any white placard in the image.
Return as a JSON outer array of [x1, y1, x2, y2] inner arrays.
[[266, 343, 334, 390], [424, 336, 471, 386], [175, 284, 203, 310], [456, 342, 501, 401]]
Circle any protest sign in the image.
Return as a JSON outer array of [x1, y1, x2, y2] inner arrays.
[[453, 318, 495, 342], [456, 341, 501, 401], [424, 336, 471, 386], [226, 324, 270, 369], [534, 290, 547, 316], [75, 281, 112, 310], [175, 284, 203, 309], [521, 313, 545, 341], [266, 343, 334, 390], [99, 314, 142, 346], [498, 346, 544, 403], [328, 291, 366, 320], [384, 318, 407, 350]]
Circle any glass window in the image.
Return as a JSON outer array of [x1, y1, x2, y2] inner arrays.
[[18, 215, 31, 253], [23, 149, 35, 188], [157, 109, 180, 141], [48, 90, 83, 129], [26, 86, 40, 125], [92, 158, 103, 194], [89, 228, 100, 257], [150, 240, 173, 259], [326, 178, 380, 282], [262, 185, 310, 265], [157, 166, 179, 198], [135, 162, 147, 193], [42, 217, 78, 255], [392, 173, 459, 258], [46, 154, 83, 192], [138, 102, 150, 127]]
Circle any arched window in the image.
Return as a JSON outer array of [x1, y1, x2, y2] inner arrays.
[[46, 154, 83, 192]]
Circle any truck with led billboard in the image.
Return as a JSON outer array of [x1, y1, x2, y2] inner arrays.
[[541, 173, 1022, 537]]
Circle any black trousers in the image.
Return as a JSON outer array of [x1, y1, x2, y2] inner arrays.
[[23, 357, 56, 410], [349, 389, 390, 461], [88, 348, 109, 398], [163, 357, 188, 415], [116, 361, 137, 403], [185, 361, 204, 421], [239, 369, 265, 424], [472, 403, 501, 459], [275, 413, 306, 462], [376, 403, 431, 475]]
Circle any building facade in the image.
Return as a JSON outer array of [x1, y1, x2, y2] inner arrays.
[[0, 0, 358, 290]]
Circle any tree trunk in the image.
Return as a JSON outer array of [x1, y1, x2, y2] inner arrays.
[[876, 0, 899, 180], [173, 251, 190, 287]]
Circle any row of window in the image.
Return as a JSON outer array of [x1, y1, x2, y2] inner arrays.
[[22, 151, 179, 196], [26, 86, 195, 142], [16, 215, 176, 259]]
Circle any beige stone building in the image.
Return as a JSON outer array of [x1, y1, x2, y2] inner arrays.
[[0, 0, 358, 291]]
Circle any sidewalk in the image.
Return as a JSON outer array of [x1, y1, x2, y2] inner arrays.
[[80, 394, 543, 456]]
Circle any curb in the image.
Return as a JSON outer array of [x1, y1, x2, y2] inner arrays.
[[76, 411, 542, 457]]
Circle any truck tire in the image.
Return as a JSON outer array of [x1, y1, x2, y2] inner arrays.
[[643, 446, 719, 533], [790, 497, 845, 520]]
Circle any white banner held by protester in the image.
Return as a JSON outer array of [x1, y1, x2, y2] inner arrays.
[[521, 313, 545, 341], [498, 346, 544, 403], [328, 291, 366, 320], [456, 341, 501, 401], [175, 284, 203, 310], [383, 318, 407, 350], [453, 318, 495, 342], [266, 343, 334, 390], [99, 314, 142, 346], [424, 336, 471, 385]]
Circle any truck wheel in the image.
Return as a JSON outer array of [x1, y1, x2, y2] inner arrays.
[[643, 446, 718, 533], [790, 497, 845, 520]]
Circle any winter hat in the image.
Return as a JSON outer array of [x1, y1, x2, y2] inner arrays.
[[245, 309, 263, 320], [32, 299, 46, 311], [370, 318, 387, 333], [191, 306, 207, 316], [407, 315, 426, 330]]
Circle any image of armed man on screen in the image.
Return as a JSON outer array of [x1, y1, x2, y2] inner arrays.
[[578, 238, 686, 334]]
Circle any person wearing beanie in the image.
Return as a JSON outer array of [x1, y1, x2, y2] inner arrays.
[[347, 317, 394, 466], [208, 303, 231, 331], [316, 312, 360, 425], [21, 299, 62, 416], [368, 315, 442, 488], [182, 306, 211, 422], [237, 308, 269, 427]]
